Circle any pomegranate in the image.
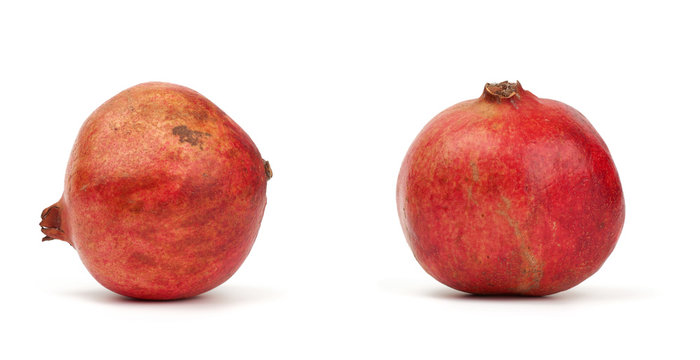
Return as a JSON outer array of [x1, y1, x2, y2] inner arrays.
[[41, 82, 271, 300], [397, 81, 624, 296]]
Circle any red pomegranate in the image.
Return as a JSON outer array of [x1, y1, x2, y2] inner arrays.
[[40, 82, 271, 300], [397, 81, 624, 296]]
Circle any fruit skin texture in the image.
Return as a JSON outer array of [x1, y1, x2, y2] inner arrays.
[[41, 82, 271, 300], [396, 82, 624, 296]]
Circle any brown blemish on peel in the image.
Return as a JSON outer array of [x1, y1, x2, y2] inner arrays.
[[172, 125, 211, 148], [129, 252, 156, 266]]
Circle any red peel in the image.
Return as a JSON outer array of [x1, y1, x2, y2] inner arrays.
[[41, 82, 270, 300], [397, 81, 624, 296]]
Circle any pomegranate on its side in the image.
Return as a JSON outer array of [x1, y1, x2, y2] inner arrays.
[[41, 82, 271, 300], [397, 81, 624, 296]]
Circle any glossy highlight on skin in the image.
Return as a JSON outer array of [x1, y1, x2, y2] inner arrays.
[[41, 82, 270, 300], [397, 82, 624, 296]]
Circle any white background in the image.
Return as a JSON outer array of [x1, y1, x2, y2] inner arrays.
[[1, 1, 698, 359]]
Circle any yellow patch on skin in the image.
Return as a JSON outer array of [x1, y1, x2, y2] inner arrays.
[[495, 196, 544, 293], [470, 161, 480, 183], [463, 161, 479, 205], [466, 185, 476, 205], [441, 100, 499, 127], [469, 102, 500, 119]]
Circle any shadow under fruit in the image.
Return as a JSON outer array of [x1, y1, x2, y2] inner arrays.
[[41, 82, 271, 300]]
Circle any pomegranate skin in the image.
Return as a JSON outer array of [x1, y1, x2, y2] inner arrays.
[[41, 82, 271, 300], [397, 82, 624, 296]]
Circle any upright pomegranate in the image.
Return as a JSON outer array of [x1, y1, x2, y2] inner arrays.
[[41, 82, 271, 300], [397, 81, 624, 296]]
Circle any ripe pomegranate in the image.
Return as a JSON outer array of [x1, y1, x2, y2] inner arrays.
[[40, 82, 271, 300], [397, 81, 624, 296]]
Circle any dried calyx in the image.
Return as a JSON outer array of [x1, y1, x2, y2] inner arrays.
[[484, 81, 521, 101]]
